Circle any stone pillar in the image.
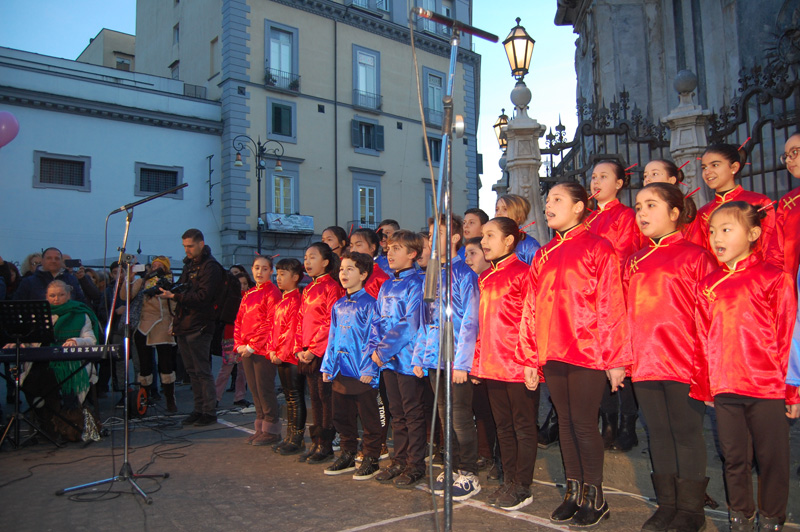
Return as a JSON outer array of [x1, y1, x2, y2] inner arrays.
[[662, 70, 712, 206], [491, 151, 509, 197], [505, 80, 548, 245]]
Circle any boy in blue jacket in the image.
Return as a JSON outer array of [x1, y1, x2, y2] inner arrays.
[[370, 230, 426, 488], [321, 251, 382, 480], [413, 215, 480, 500]]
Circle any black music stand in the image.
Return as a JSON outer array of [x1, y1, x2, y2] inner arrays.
[[0, 300, 59, 449]]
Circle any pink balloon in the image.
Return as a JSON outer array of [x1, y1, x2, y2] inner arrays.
[[0, 111, 20, 148]]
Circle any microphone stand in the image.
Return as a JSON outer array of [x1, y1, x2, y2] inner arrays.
[[56, 186, 183, 503]]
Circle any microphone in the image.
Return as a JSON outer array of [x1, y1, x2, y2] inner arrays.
[[411, 7, 499, 43], [109, 183, 189, 215]]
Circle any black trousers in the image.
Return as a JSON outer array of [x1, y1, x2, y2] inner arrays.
[[715, 394, 791, 521], [428, 373, 479, 474], [176, 330, 216, 416], [277, 362, 307, 433], [332, 376, 382, 457], [472, 379, 497, 460], [485, 379, 539, 487], [544, 361, 607, 485], [133, 330, 177, 383], [635, 380, 706, 481], [600, 376, 638, 416], [302, 356, 333, 430], [382, 369, 427, 471]]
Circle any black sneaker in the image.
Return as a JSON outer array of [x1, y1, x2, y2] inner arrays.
[[487, 483, 514, 506], [233, 400, 250, 407], [375, 461, 405, 483], [193, 414, 218, 426], [394, 467, 425, 489], [182, 411, 202, 426], [353, 456, 381, 481], [496, 483, 533, 511], [324, 452, 356, 476]]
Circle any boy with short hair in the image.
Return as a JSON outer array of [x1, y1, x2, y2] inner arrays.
[[321, 251, 382, 480], [413, 215, 481, 500], [371, 230, 426, 488], [375, 219, 400, 276], [269, 258, 306, 455], [460, 208, 489, 259]]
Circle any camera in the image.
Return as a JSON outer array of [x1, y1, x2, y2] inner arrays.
[[64, 259, 82, 268], [142, 274, 189, 297]]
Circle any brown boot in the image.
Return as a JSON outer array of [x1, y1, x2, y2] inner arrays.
[[162, 382, 177, 412]]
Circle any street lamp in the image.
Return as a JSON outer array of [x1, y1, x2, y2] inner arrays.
[[231, 135, 285, 254], [493, 108, 509, 150], [503, 17, 535, 81]]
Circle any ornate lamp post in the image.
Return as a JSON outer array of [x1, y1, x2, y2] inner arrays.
[[500, 18, 548, 244], [232, 135, 285, 254], [492, 109, 509, 195]]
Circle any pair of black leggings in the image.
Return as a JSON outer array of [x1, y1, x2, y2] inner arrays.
[[485, 379, 539, 487], [543, 361, 607, 485], [634, 380, 706, 481]]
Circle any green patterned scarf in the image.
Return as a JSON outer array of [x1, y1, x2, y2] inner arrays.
[[49, 300, 101, 396]]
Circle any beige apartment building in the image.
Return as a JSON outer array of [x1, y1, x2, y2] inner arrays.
[[133, 0, 481, 263]]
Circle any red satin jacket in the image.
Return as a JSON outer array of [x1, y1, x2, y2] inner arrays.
[[365, 266, 390, 299], [233, 282, 281, 356], [517, 224, 632, 371], [584, 198, 641, 266], [774, 186, 800, 281], [270, 288, 301, 364], [294, 274, 344, 357], [691, 253, 799, 404], [684, 186, 777, 263], [472, 254, 529, 383], [623, 232, 717, 383]]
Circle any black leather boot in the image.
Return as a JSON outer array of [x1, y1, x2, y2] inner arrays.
[[551, 479, 581, 522], [610, 414, 638, 452], [538, 405, 559, 448], [599, 411, 618, 450], [570, 483, 609, 528], [298, 425, 319, 462], [307, 428, 335, 463], [162, 383, 177, 412], [642, 474, 676, 531], [274, 397, 296, 453], [667, 477, 707, 532]]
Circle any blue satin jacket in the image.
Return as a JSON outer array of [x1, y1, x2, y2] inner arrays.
[[372, 267, 424, 376], [413, 257, 479, 372], [515, 233, 541, 265], [376, 254, 393, 276], [321, 289, 380, 388], [789, 269, 800, 387]]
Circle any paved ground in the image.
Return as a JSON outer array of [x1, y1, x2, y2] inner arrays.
[[1, 366, 798, 532]]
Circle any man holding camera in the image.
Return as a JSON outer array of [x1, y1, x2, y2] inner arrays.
[[158, 229, 224, 426]]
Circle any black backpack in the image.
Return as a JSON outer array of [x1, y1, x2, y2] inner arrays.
[[213, 265, 243, 325]]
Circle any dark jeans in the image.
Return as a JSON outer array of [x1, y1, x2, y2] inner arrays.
[[241, 355, 280, 434], [382, 369, 427, 471], [332, 376, 382, 457], [133, 330, 177, 384], [378, 376, 390, 445], [472, 379, 497, 459], [428, 373, 479, 474], [635, 380, 706, 480], [715, 394, 790, 521], [277, 362, 307, 434], [176, 330, 216, 416], [544, 361, 607, 485], [485, 379, 539, 487]]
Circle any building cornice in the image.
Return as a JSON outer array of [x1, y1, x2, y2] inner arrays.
[[269, 0, 481, 66], [0, 86, 223, 135]]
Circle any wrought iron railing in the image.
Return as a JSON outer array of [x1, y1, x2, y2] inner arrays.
[[265, 67, 300, 92], [352, 89, 382, 111]]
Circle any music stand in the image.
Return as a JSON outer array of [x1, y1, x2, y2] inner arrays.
[[0, 300, 59, 449]]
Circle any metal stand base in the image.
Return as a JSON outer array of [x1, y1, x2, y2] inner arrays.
[[1, 412, 61, 449], [56, 461, 169, 504]]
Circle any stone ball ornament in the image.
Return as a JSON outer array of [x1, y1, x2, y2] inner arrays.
[[674, 70, 698, 94], [0, 111, 20, 148]]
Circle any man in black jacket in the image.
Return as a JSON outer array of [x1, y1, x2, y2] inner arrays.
[[158, 229, 224, 426], [14, 247, 86, 303]]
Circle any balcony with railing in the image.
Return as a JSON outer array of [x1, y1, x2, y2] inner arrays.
[[265, 67, 301, 93], [352, 89, 382, 112], [424, 107, 443, 128]]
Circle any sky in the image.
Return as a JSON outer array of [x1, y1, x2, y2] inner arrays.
[[0, 0, 578, 216]]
